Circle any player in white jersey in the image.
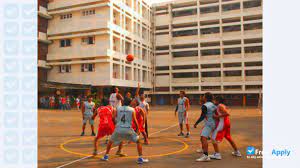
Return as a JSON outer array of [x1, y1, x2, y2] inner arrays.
[[81, 95, 96, 136], [109, 87, 122, 108], [135, 83, 150, 139], [101, 97, 149, 164], [175, 91, 190, 138]]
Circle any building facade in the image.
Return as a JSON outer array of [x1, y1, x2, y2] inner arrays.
[[44, 0, 154, 98], [38, 0, 263, 106], [152, 0, 262, 106]]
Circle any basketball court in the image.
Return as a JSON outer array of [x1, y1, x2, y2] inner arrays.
[[38, 106, 262, 168]]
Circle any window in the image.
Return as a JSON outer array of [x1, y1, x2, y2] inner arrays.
[[172, 29, 198, 37], [82, 9, 96, 16], [245, 70, 262, 76], [172, 43, 198, 49], [201, 49, 220, 56], [155, 87, 170, 92], [245, 46, 262, 53], [223, 25, 241, 32], [201, 64, 220, 69], [60, 39, 72, 47], [173, 86, 198, 91], [59, 65, 72, 73], [172, 9, 197, 17], [201, 42, 220, 47], [202, 86, 221, 91], [243, 0, 261, 8], [200, 6, 219, 14], [224, 62, 241, 67], [156, 46, 169, 50], [224, 70, 242, 76], [224, 47, 241, 55], [244, 23, 262, 31], [201, 27, 220, 34], [60, 13, 72, 20], [202, 71, 221, 77], [156, 66, 169, 71], [81, 36, 95, 45], [173, 72, 198, 78], [222, 3, 240, 12], [245, 61, 263, 67], [172, 65, 198, 70], [81, 64, 95, 72], [173, 51, 198, 57]]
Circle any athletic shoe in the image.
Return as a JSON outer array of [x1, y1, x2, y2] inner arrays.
[[185, 132, 190, 138], [137, 157, 149, 164], [209, 153, 222, 160], [196, 148, 203, 153], [196, 154, 211, 162], [232, 151, 242, 157], [177, 132, 184, 136], [91, 132, 96, 136], [101, 155, 109, 161], [80, 132, 85, 136], [115, 151, 127, 157]]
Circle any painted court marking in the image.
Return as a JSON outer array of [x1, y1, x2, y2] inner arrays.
[[60, 137, 188, 159], [56, 123, 180, 168]]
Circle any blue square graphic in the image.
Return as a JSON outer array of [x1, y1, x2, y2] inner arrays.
[[4, 113, 19, 128], [22, 94, 37, 109], [4, 76, 19, 91], [3, 59, 20, 73], [22, 59, 37, 73], [22, 40, 37, 56], [23, 130, 37, 146], [23, 112, 37, 128], [22, 4, 36, 19], [4, 4, 19, 19], [247, 146, 256, 155], [22, 148, 37, 164], [22, 22, 37, 36], [4, 22, 19, 36], [4, 94, 19, 109], [3, 40, 19, 56], [4, 131, 20, 146], [22, 76, 36, 91], [3, 149, 19, 164]]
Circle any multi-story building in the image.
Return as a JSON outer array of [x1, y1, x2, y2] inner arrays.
[[152, 0, 262, 106], [44, 0, 154, 97], [38, 0, 52, 96], [38, 0, 263, 106]]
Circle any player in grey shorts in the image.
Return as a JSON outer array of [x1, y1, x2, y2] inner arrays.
[[101, 97, 149, 164]]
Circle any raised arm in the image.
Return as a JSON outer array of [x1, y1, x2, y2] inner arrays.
[[135, 83, 141, 98]]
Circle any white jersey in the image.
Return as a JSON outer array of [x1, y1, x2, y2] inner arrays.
[[109, 93, 122, 108]]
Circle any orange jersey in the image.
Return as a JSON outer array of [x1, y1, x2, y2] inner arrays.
[[132, 107, 145, 132], [96, 106, 115, 138]]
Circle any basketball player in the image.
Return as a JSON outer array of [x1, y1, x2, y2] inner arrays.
[[135, 83, 150, 138], [81, 95, 96, 136], [131, 99, 149, 144], [101, 97, 149, 164], [175, 91, 190, 138], [109, 87, 122, 108], [194, 92, 217, 162], [92, 98, 126, 157], [209, 96, 241, 160]]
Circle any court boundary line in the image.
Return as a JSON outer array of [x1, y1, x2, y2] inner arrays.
[[55, 123, 179, 168]]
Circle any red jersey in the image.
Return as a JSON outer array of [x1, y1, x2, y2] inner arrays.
[[96, 106, 115, 138], [132, 107, 145, 132]]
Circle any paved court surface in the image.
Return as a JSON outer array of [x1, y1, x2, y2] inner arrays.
[[38, 105, 262, 168]]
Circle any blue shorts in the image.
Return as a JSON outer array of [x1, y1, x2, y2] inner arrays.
[[201, 123, 215, 138], [110, 127, 139, 145]]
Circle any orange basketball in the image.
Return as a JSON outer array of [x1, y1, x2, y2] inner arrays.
[[126, 54, 134, 62]]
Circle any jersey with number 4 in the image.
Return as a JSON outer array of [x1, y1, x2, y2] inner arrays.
[[116, 106, 134, 128]]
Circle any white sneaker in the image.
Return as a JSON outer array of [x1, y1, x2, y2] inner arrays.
[[209, 153, 222, 160], [196, 154, 211, 162], [232, 151, 242, 157], [196, 148, 203, 153]]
